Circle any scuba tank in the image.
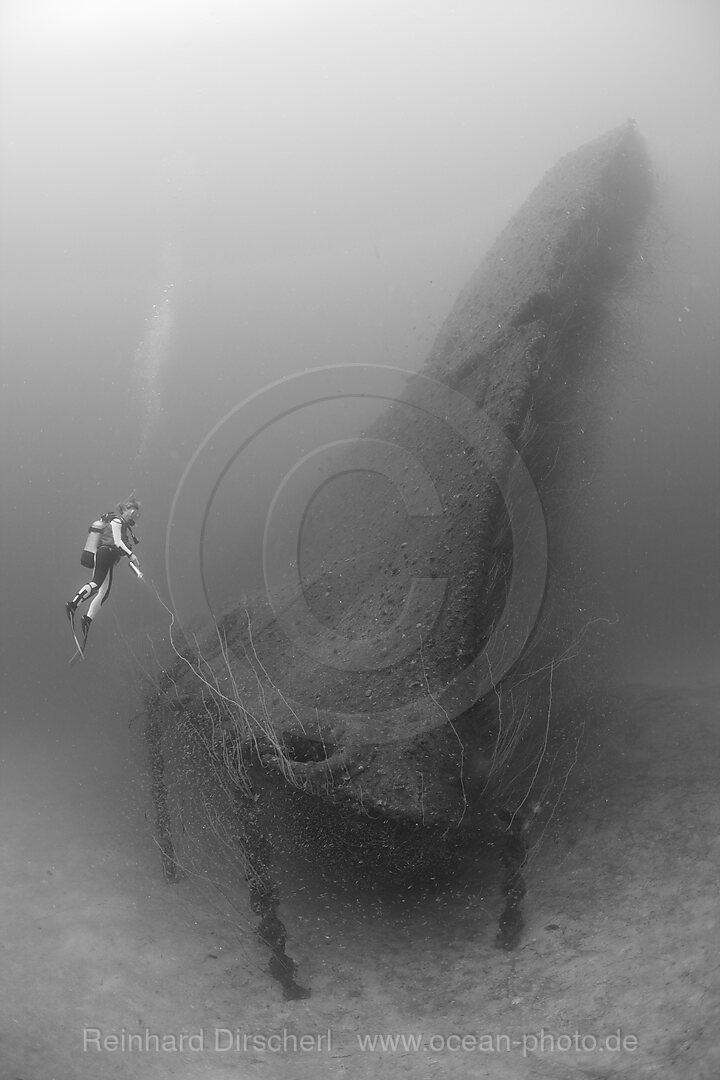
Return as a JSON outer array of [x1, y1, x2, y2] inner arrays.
[[81, 518, 106, 568]]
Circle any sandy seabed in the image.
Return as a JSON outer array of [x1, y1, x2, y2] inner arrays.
[[1, 682, 718, 1080]]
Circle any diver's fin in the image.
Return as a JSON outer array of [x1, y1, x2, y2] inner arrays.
[[66, 603, 86, 663]]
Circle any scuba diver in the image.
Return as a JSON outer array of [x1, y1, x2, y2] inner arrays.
[[66, 496, 143, 653]]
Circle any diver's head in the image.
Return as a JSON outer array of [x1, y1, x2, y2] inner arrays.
[[118, 497, 141, 525]]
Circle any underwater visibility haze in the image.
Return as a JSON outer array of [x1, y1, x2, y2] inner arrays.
[[0, 2, 719, 1078]]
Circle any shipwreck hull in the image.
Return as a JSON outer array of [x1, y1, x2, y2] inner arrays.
[[148, 123, 652, 956]]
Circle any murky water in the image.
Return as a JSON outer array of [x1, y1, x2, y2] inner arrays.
[[1, 4, 718, 1078]]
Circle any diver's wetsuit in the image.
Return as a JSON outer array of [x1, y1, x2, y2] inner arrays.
[[70, 517, 135, 619]]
